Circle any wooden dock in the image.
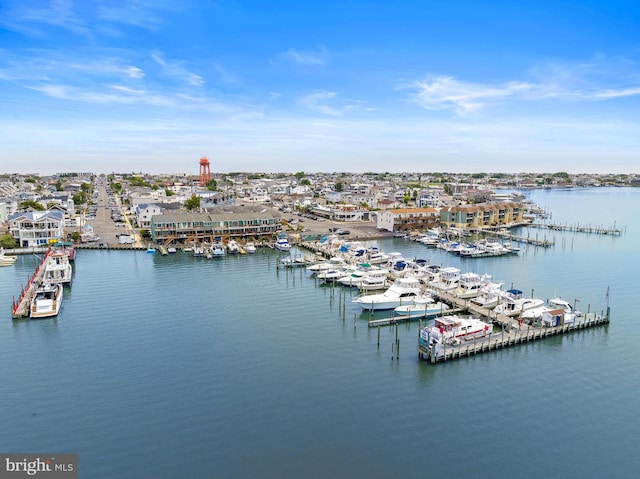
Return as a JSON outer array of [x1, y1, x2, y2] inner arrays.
[[11, 250, 51, 319], [476, 228, 554, 247], [525, 223, 622, 236], [418, 309, 610, 363], [367, 308, 465, 327]]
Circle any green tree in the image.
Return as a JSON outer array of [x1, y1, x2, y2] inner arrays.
[[300, 178, 311, 186], [165, 189, 174, 196], [0, 234, 17, 249], [72, 192, 88, 205], [70, 231, 81, 243], [184, 195, 201, 211], [80, 182, 92, 192], [140, 229, 151, 239], [19, 200, 45, 211], [403, 194, 410, 205], [206, 179, 217, 191], [294, 171, 305, 179], [55, 179, 63, 191], [335, 182, 344, 192]]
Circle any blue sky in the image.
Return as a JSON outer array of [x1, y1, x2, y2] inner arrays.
[[1, 0, 639, 175]]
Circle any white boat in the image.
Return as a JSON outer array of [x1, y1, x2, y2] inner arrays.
[[454, 273, 490, 299], [227, 239, 240, 254], [337, 263, 376, 287], [30, 283, 63, 319], [167, 247, 177, 253], [520, 298, 579, 323], [470, 282, 503, 309], [316, 265, 356, 284], [430, 266, 460, 291], [274, 236, 292, 252], [193, 244, 206, 257], [0, 247, 17, 266], [211, 242, 226, 257], [42, 249, 73, 286], [353, 277, 423, 310], [494, 289, 544, 316], [420, 315, 493, 346], [245, 242, 257, 254], [393, 295, 450, 319], [357, 268, 391, 292], [307, 257, 346, 274]]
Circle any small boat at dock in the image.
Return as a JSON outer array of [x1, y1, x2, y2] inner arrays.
[[30, 283, 63, 319], [0, 248, 17, 266], [420, 315, 493, 346], [393, 295, 450, 319]]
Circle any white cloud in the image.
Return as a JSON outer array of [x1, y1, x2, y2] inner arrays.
[[284, 47, 328, 66], [298, 91, 358, 116], [400, 76, 534, 115], [151, 51, 204, 87]]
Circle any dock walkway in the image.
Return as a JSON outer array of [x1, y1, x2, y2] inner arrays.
[[526, 223, 622, 235], [418, 309, 609, 363], [11, 250, 51, 319]]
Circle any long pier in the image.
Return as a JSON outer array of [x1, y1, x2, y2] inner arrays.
[[525, 223, 622, 235], [473, 228, 554, 247], [418, 309, 610, 363], [11, 250, 51, 319]]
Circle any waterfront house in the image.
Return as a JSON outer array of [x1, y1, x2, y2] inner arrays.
[[8, 209, 65, 247], [135, 203, 163, 228]]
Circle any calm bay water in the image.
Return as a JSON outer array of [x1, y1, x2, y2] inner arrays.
[[1, 187, 638, 478]]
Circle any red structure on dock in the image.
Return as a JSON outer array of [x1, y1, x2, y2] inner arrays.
[[199, 157, 211, 187]]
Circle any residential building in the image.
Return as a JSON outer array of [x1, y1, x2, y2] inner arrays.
[[150, 206, 282, 245], [8, 209, 65, 247], [377, 208, 440, 232], [439, 202, 525, 229]]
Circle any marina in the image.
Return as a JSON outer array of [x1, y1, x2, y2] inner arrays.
[[1, 187, 636, 478]]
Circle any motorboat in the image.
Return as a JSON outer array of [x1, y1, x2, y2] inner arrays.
[[30, 283, 63, 319], [357, 268, 391, 292], [337, 263, 376, 287], [274, 236, 292, 252], [430, 266, 460, 291], [353, 277, 422, 310], [0, 248, 17, 266], [420, 315, 493, 346], [393, 294, 450, 319], [307, 257, 346, 274], [227, 239, 240, 254], [42, 249, 73, 286], [245, 242, 257, 254], [454, 273, 490, 299], [470, 282, 504, 309], [316, 265, 357, 284], [211, 242, 226, 257], [167, 247, 177, 253], [520, 298, 580, 323], [494, 289, 544, 316]]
